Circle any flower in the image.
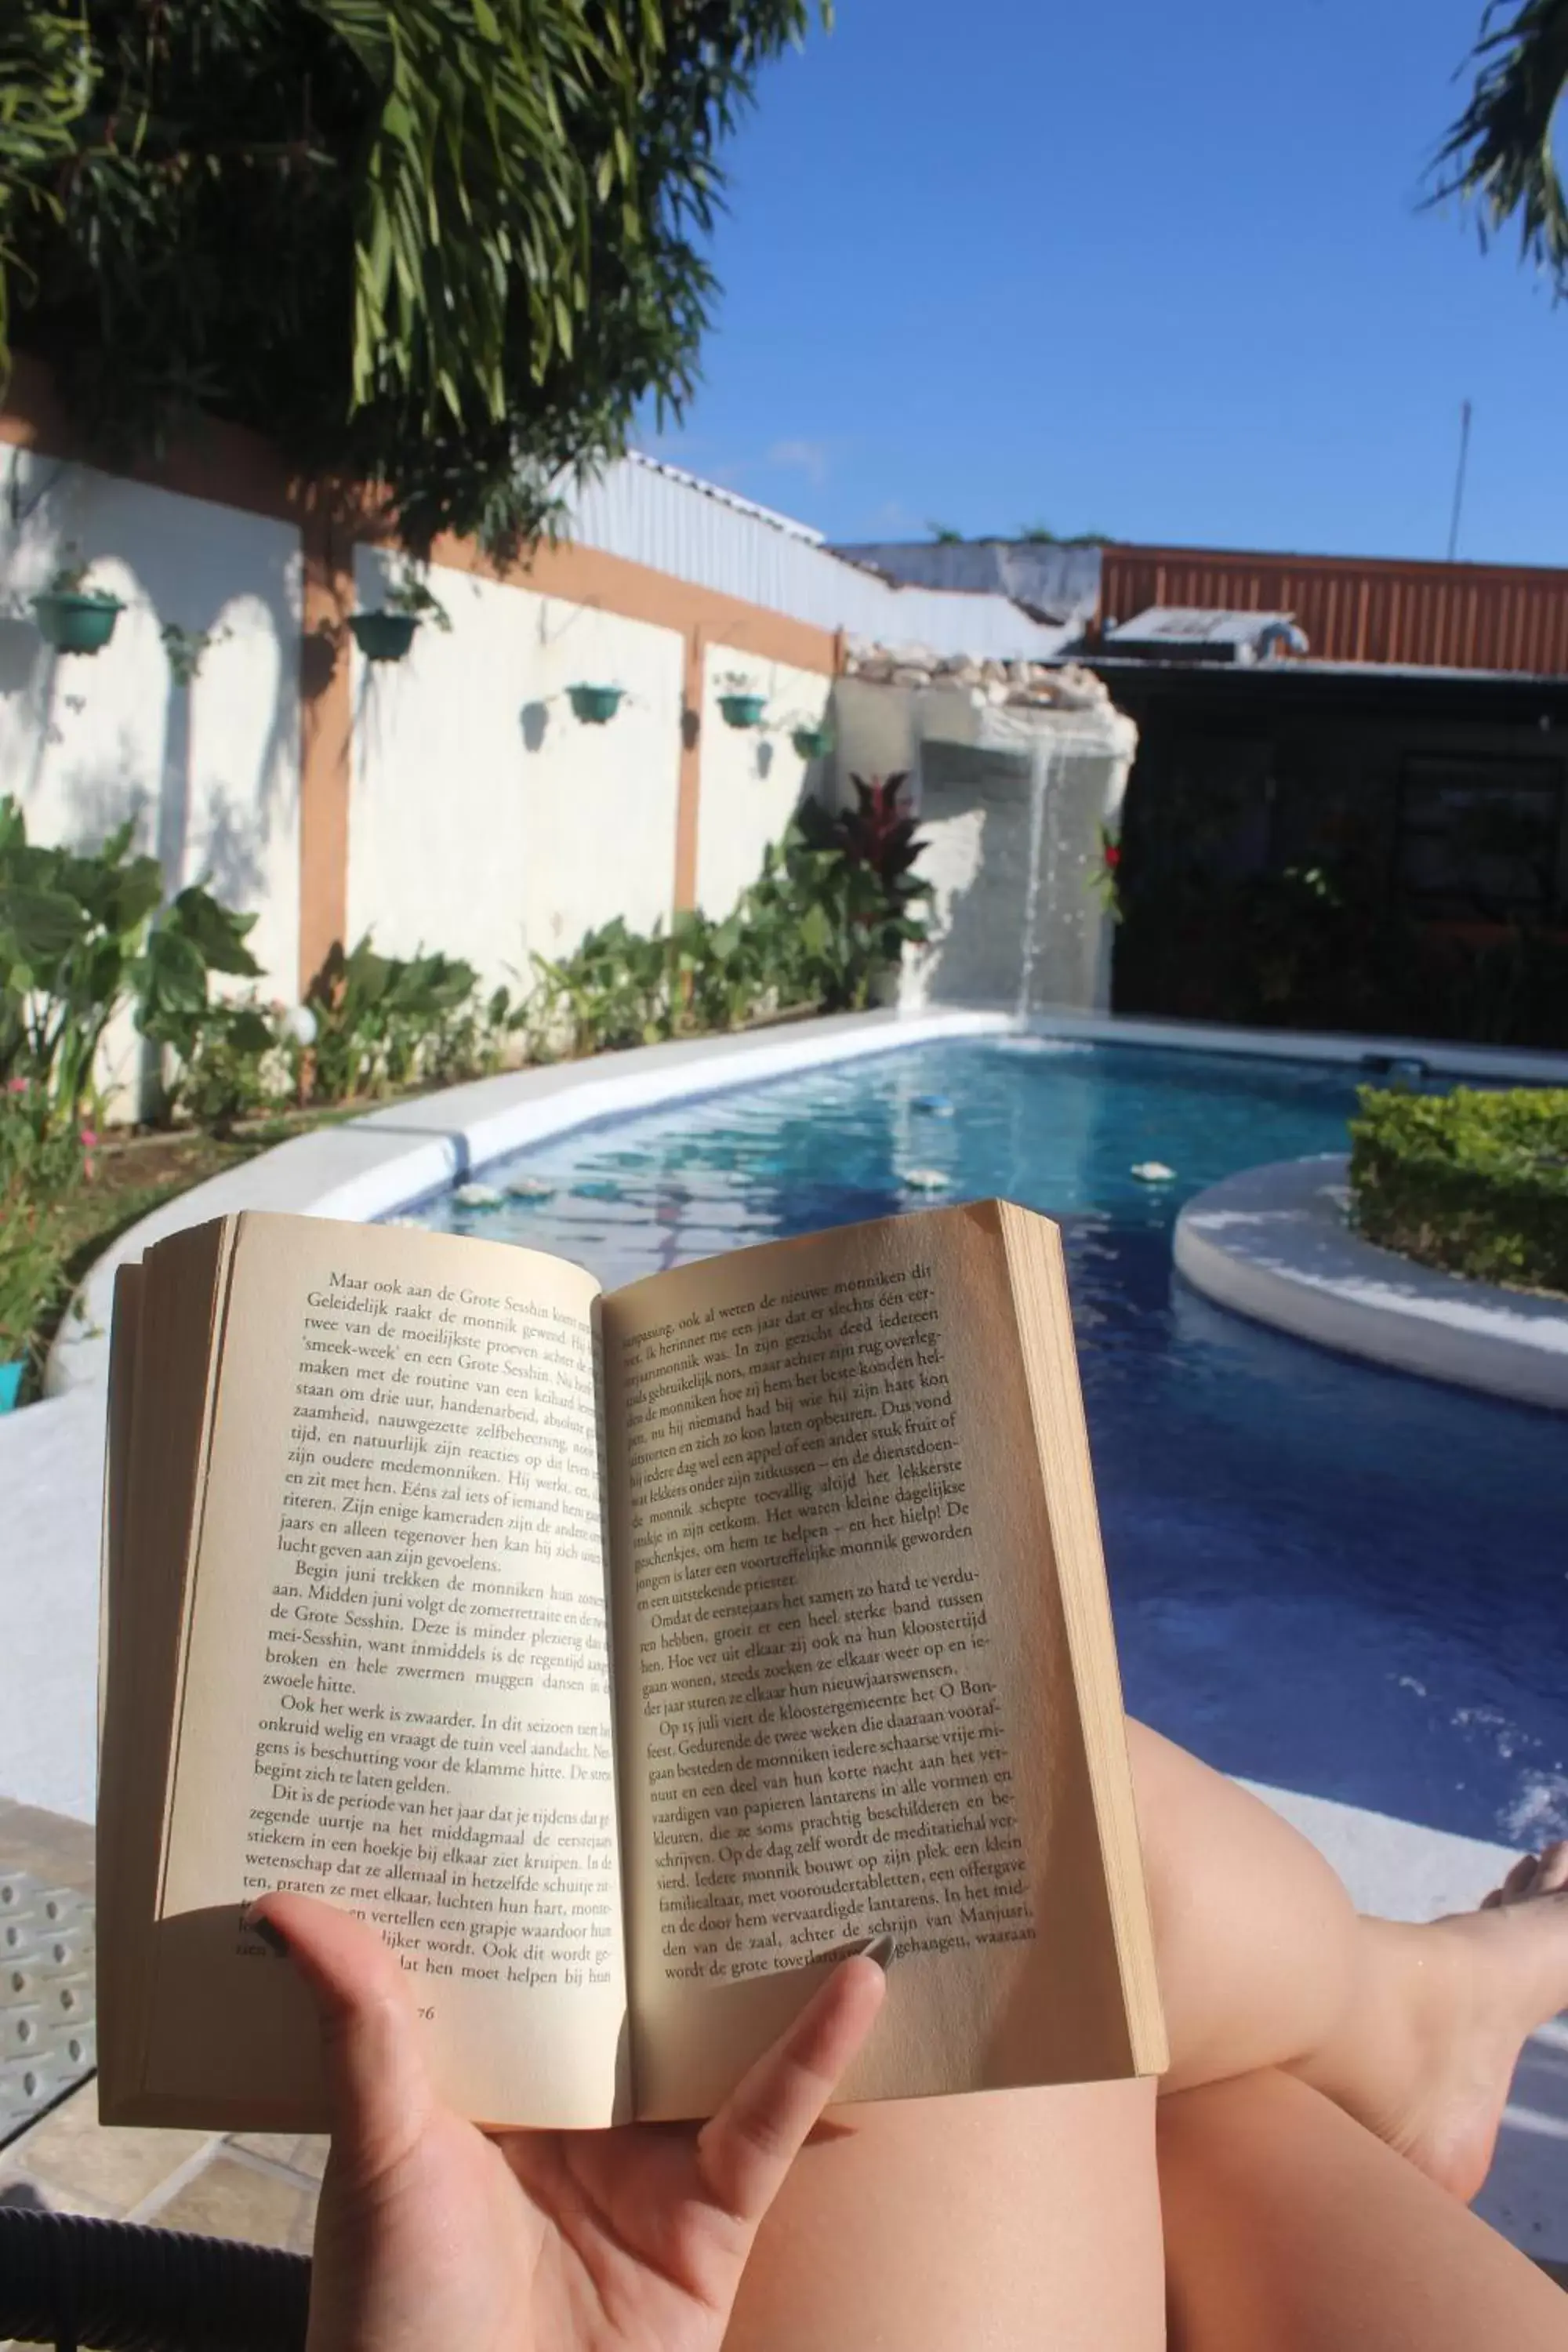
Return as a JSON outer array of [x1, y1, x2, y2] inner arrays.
[[79, 1127, 98, 1148], [1104, 841, 1122, 870]]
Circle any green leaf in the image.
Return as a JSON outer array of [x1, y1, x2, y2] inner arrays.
[[165, 885, 263, 976], [0, 884, 84, 967]]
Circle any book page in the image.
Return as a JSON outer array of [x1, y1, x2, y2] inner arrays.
[[604, 1203, 1151, 2120], [140, 1214, 629, 2129]]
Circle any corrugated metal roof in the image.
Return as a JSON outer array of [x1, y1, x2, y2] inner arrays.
[[1101, 544, 1568, 677], [829, 539, 1102, 630], [561, 456, 1069, 659]]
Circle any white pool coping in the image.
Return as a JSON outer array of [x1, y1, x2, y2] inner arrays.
[[1174, 1155, 1568, 1414], [5, 1004, 1567, 2254]]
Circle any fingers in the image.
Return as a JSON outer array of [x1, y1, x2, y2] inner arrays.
[[247, 1892, 433, 2180], [695, 1954, 887, 2225]]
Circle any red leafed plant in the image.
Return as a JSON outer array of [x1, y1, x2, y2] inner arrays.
[[801, 772, 928, 891]]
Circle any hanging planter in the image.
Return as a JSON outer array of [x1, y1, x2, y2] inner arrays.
[[790, 723, 833, 760], [718, 691, 767, 730], [350, 610, 419, 663], [350, 572, 452, 665], [568, 682, 624, 724], [33, 588, 123, 656]]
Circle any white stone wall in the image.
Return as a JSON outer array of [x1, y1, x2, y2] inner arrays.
[[0, 448, 302, 1099], [346, 546, 684, 987], [694, 643, 832, 915]]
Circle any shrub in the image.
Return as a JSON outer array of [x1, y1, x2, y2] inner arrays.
[[0, 1083, 80, 1371], [528, 800, 933, 1057], [1348, 1085, 1568, 1297], [299, 937, 521, 1104]]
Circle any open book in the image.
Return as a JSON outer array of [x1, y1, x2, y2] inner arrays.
[[99, 1200, 1165, 2131]]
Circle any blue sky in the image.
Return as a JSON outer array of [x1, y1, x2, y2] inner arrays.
[[644, 0, 1568, 565]]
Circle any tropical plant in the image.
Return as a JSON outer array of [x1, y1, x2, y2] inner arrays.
[[0, 795, 262, 1126], [3, 1, 829, 560], [529, 809, 935, 1052], [158, 997, 284, 1132], [0, 4, 89, 370], [299, 933, 500, 1100], [796, 771, 933, 983], [1433, 0, 1568, 282]]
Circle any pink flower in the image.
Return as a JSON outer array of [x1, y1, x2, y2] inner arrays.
[[5, 1078, 26, 1094], [80, 1127, 99, 1148]]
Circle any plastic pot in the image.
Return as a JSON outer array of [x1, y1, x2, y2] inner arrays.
[[568, 683, 624, 724], [33, 590, 123, 655], [791, 724, 832, 760], [718, 691, 767, 730], [349, 611, 419, 662], [0, 1359, 25, 1414]]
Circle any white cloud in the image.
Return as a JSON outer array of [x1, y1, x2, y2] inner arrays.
[[766, 438, 831, 486]]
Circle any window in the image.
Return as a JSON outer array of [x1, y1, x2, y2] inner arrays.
[[1395, 755, 1563, 921]]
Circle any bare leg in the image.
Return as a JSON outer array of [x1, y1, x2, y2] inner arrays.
[[1160, 2069, 1568, 2350], [726, 2079, 1163, 2352], [1131, 1722, 1568, 2196], [725, 1720, 1568, 2350]]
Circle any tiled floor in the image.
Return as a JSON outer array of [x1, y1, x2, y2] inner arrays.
[[0, 2078, 325, 2249], [0, 1791, 324, 2318]]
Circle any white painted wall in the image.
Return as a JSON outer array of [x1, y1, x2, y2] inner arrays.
[[346, 548, 684, 988], [694, 643, 832, 915], [0, 450, 302, 1098]]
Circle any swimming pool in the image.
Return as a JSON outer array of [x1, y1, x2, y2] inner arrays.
[[408, 1037, 1568, 1847]]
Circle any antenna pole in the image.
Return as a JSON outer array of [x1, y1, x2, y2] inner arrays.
[[1446, 399, 1472, 563]]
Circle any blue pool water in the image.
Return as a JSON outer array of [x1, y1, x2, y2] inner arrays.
[[410, 1038, 1568, 1846]]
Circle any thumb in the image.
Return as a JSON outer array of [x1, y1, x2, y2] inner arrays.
[[695, 1951, 887, 2227], [246, 1892, 434, 2180]]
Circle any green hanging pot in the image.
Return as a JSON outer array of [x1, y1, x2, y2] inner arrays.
[[718, 691, 767, 730], [568, 683, 624, 724], [791, 724, 832, 760], [33, 590, 123, 655], [350, 610, 419, 662]]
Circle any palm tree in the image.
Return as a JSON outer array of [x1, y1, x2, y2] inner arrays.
[[1436, 0, 1568, 285]]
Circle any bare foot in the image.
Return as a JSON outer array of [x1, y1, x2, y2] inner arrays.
[[1311, 1841, 1568, 2202]]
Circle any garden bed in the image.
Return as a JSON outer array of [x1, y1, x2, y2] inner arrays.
[[1348, 1086, 1568, 1301]]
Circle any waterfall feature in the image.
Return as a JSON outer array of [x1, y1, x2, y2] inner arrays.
[[829, 677, 1138, 1014]]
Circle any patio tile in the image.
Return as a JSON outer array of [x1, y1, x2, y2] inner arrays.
[[144, 2151, 318, 2253], [229, 2130, 329, 2181], [0, 2082, 210, 2216]]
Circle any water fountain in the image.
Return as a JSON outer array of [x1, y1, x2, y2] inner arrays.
[[829, 672, 1137, 1015]]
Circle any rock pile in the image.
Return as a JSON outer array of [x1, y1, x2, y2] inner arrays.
[[842, 638, 1110, 713]]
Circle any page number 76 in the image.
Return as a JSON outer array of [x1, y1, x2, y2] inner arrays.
[[416, 2005, 436, 2021]]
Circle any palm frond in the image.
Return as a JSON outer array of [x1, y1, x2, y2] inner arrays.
[[1432, 0, 1568, 287]]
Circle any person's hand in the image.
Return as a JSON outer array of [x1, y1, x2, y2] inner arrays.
[[249, 1893, 887, 2352]]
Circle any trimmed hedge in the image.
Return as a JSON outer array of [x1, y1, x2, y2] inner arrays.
[[1348, 1086, 1568, 1298]]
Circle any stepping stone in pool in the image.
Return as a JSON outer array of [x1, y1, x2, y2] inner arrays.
[[454, 1182, 504, 1208]]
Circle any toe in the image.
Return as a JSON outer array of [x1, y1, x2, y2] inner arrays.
[[1532, 1842, 1568, 1896], [1497, 1853, 1541, 1907]]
